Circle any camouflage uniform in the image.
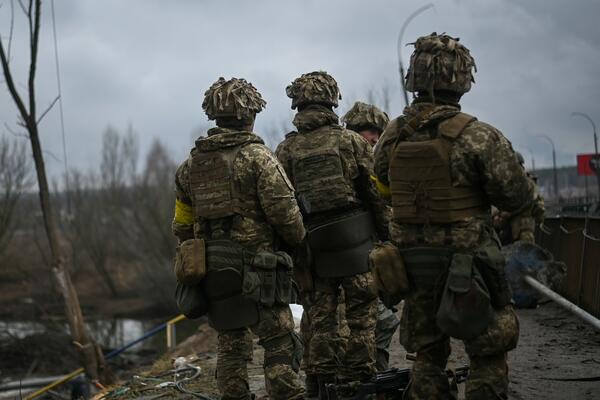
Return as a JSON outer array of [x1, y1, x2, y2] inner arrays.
[[173, 78, 305, 400], [276, 72, 388, 396], [342, 101, 400, 371], [374, 34, 535, 400]]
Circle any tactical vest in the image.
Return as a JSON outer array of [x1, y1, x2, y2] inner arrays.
[[189, 144, 260, 221], [389, 112, 487, 224], [286, 126, 360, 215], [188, 144, 262, 330]]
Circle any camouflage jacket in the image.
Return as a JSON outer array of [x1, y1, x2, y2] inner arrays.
[[374, 100, 536, 250], [275, 105, 389, 240], [173, 127, 305, 252]]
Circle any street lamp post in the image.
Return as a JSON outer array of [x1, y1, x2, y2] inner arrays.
[[537, 134, 559, 201], [572, 112, 599, 198], [397, 4, 434, 108]]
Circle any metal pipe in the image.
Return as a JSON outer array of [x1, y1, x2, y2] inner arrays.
[[397, 3, 434, 107], [524, 275, 600, 331]]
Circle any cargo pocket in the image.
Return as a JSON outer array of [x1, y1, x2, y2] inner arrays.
[[436, 253, 493, 340]]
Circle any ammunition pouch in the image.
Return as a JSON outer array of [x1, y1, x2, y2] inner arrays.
[[370, 242, 410, 303], [473, 241, 513, 309], [307, 211, 376, 278], [436, 253, 494, 340], [175, 282, 209, 319], [243, 251, 295, 307], [174, 238, 207, 285]]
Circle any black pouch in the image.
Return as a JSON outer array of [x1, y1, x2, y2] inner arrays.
[[175, 282, 209, 319], [253, 252, 278, 307], [275, 251, 294, 305], [474, 243, 512, 308], [436, 253, 494, 340]]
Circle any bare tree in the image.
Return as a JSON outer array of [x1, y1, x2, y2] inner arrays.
[[0, 135, 30, 259], [0, 0, 106, 381]]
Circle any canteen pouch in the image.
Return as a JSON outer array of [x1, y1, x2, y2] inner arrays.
[[474, 242, 513, 308], [307, 210, 375, 278], [174, 238, 207, 285], [370, 241, 410, 302], [436, 253, 494, 340], [175, 282, 209, 319]]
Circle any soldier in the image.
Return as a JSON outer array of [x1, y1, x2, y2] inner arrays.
[[172, 77, 305, 400], [342, 101, 390, 147], [373, 33, 535, 399], [342, 101, 400, 371], [276, 71, 388, 398]]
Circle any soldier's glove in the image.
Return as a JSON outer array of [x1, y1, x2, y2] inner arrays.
[[510, 213, 535, 244]]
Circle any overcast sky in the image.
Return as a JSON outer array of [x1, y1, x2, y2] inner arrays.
[[1, 0, 599, 179]]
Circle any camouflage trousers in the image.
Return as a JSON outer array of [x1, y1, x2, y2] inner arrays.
[[216, 304, 304, 400], [301, 271, 378, 381], [301, 296, 399, 375], [400, 286, 519, 400]]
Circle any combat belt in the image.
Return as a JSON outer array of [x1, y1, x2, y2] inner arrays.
[[371, 239, 512, 340], [174, 238, 295, 330]]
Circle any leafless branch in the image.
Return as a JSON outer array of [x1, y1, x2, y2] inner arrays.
[[43, 149, 62, 163], [8, 0, 15, 60], [36, 95, 60, 125], [16, 0, 26, 15]]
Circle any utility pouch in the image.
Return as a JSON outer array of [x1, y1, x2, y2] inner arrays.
[[275, 251, 294, 305], [242, 265, 262, 303], [174, 238, 207, 285], [307, 210, 375, 278], [253, 252, 278, 307], [175, 282, 209, 319], [370, 242, 410, 301], [474, 243, 512, 308], [436, 253, 494, 340]]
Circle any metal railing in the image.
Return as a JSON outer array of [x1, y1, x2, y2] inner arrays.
[[536, 216, 600, 318], [23, 314, 187, 400]]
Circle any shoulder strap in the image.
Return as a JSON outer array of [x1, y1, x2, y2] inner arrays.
[[389, 106, 436, 157], [438, 112, 477, 140]]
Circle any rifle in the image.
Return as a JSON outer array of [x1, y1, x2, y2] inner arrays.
[[325, 365, 469, 400]]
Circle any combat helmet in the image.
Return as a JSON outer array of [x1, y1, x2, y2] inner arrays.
[[405, 32, 477, 95], [202, 77, 266, 121], [286, 71, 341, 109], [342, 101, 390, 133]]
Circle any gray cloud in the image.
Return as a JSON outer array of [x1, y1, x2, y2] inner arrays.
[[1, 0, 599, 179]]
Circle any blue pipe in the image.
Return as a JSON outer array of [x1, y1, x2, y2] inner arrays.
[[104, 321, 168, 359]]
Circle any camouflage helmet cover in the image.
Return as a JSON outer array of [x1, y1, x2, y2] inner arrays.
[[286, 71, 341, 109], [202, 77, 266, 120], [405, 32, 477, 94], [342, 101, 390, 133]]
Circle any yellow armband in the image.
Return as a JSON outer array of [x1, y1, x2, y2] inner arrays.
[[370, 175, 391, 199], [174, 199, 194, 225]]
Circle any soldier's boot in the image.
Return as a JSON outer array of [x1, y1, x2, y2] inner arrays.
[[317, 374, 335, 400], [305, 373, 319, 399]]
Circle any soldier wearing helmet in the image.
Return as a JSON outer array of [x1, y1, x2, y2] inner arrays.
[[172, 77, 306, 400], [276, 71, 389, 398], [373, 33, 538, 399], [342, 101, 390, 147]]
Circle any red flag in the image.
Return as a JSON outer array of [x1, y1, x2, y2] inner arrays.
[[577, 154, 600, 176]]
